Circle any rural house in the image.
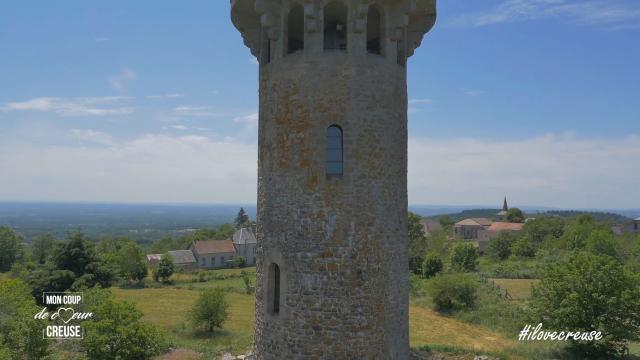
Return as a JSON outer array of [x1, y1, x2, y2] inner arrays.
[[190, 239, 236, 269], [454, 218, 492, 240], [232, 227, 257, 266], [146, 250, 197, 270]]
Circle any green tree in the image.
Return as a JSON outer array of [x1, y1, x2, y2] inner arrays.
[[512, 237, 535, 258], [0, 226, 21, 271], [506, 208, 525, 223], [118, 242, 148, 283], [408, 212, 428, 274], [487, 231, 516, 260], [523, 217, 565, 245], [439, 215, 455, 229], [155, 254, 174, 283], [585, 229, 618, 259], [421, 252, 443, 278], [559, 214, 601, 250], [530, 253, 640, 357], [51, 232, 97, 276], [450, 243, 478, 272], [0, 279, 49, 359], [83, 299, 166, 360], [235, 207, 250, 228], [192, 228, 218, 241], [190, 287, 230, 332], [214, 223, 236, 240], [428, 273, 478, 311], [31, 233, 54, 264]]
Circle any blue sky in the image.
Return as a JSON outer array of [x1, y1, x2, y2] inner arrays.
[[1, 0, 639, 208]]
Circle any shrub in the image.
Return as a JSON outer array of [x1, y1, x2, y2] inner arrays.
[[190, 287, 229, 332], [83, 299, 167, 360], [530, 252, 640, 357], [155, 254, 174, 283], [429, 273, 478, 311], [422, 252, 443, 278], [512, 238, 535, 258], [450, 243, 478, 272], [487, 231, 516, 260], [0, 279, 49, 359], [231, 256, 246, 268], [241, 270, 254, 294]]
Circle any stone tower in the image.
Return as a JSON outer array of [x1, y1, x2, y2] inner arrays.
[[231, 0, 436, 358]]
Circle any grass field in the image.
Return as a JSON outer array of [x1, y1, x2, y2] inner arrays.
[[112, 287, 254, 357], [113, 283, 518, 358], [409, 305, 516, 353], [489, 278, 540, 300]]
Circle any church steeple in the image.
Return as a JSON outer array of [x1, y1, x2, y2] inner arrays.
[[503, 196, 509, 211]]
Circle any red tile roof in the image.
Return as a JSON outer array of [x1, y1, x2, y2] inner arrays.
[[192, 240, 235, 255], [488, 222, 524, 231]]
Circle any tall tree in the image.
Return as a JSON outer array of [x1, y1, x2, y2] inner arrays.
[[235, 207, 249, 228], [31, 233, 54, 264], [408, 212, 427, 274], [0, 226, 21, 272], [117, 242, 148, 283]]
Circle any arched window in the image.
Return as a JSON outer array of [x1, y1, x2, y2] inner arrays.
[[367, 5, 382, 54], [326, 125, 343, 176], [270, 263, 280, 314], [287, 4, 304, 54], [324, 1, 347, 51]]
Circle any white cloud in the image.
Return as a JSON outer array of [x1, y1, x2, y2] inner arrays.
[[408, 99, 433, 114], [109, 68, 137, 91], [408, 98, 433, 105], [451, 0, 640, 29], [233, 112, 258, 126], [146, 93, 185, 100], [1, 97, 132, 116], [408, 134, 640, 208], [71, 129, 114, 145], [0, 134, 257, 204], [173, 106, 222, 117]]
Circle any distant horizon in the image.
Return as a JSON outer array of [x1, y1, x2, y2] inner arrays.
[[1, 200, 638, 212]]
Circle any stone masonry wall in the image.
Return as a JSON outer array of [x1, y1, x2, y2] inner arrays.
[[254, 51, 409, 359]]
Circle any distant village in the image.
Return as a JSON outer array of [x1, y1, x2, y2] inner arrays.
[[146, 226, 257, 270], [146, 198, 640, 270], [421, 197, 640, 254]]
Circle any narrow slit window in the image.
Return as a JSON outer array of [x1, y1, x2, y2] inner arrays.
[[326, 125, 343, 176], [367, 5, 381, 54], [324, 1, 348, 51], [287, 4, 304, 54], [272, 263, 280, 314]]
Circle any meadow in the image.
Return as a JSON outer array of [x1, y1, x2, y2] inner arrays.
[[110, 267, 537, 359]]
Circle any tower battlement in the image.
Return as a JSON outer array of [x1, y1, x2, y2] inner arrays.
[[231, 0, 436, 65]]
